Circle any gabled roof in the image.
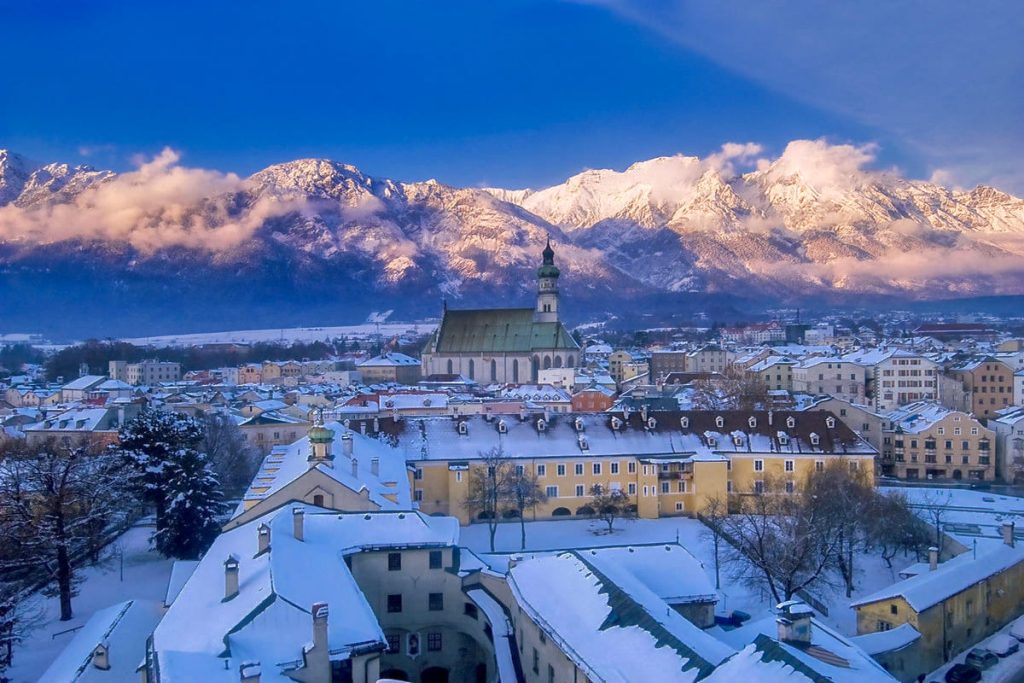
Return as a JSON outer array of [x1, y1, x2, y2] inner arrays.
[[431, 307, 579, 353]]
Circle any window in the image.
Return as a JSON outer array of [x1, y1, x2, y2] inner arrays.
[[414, 489, 423, 502], [387, 594, 402, 613], [428, 632, 442, 652], [592, 463, 602, 475], [464, 602, 479, 619], [628, 461, 636, 473], [754, 480, 764, 493], [429, 592, 444, 611], [414, 468, 423, 480], [575, 463, 584, 476], [532, 648, 540, 675], [877, 621, 892, 632], [557, 464, 566, 476], [575, 485, 585, 497], [890, 604, 898, 615], [537, 464, 546, 477], [611, 462, 619, 474], [429, 550, 443, 569], [386, 633, 400, 653], [313, 493, 324, 507], [548, 664, 555, 683], [754, 459, 764, 472], [546, 485, 558, 498], [661, 482, 670, 494], [388, 552, 401, 571], [628, 483, 636, 495], [785, 480, 795, 494], [785, 460, 794, 472]]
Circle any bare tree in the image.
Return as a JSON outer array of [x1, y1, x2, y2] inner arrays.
[[700, 494, 729, 590], [589, 483, 634, 534], [720, 476, 841, 605], [919, 489, 953, 554], [692, 366, 769, 410], [462, 448, 513, 552], [200, 411, 259, 496], [507, 468, 547, 550], [0, 441, 131, 621], [865, 491, 931, 569], [803, 461, 874, 598]]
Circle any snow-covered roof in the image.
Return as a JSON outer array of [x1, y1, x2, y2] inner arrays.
[[851, 541, 1024, 612], [153, 507, 456, 682], [25, 407, 113, 432], [371, 410, 874, 462], [509, 551, 733, 682], [240, 421, 411, 512], [884, 401, 961, 433], [714, 616, 896, 682], [164, 560, 199, 607], [39, 599, 164, 683], [849, 623, 921, 655], [62, 375, 108, 391], [357, 352, 420, 367], [572, 544, 717, 606]]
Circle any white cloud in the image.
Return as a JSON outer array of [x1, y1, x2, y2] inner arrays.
[[0, 148, 307, 252], [755, 139, 879, 193]]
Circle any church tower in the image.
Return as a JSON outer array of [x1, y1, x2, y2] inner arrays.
[[307, 409, 335, 468], [535, 239, 560, 323]]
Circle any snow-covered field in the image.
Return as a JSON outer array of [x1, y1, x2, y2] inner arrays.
[[5, 521, 174, 683], [120, 321, 435, 347], [459, 516, 914, 637]]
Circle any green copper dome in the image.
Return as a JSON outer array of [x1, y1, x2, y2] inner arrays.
[[538, 239, 560, 278], [308, 425, 335, 443]]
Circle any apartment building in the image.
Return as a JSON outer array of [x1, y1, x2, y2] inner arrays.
[[879, 401, 995, 481], [949, 357, 1015, 419]]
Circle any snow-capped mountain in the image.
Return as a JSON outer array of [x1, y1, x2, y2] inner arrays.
[[2, 143, 1024, 336]]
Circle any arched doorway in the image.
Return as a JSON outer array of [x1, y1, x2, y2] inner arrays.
[[953, 469, 963, 480], [422, 666, 450, 683], [380, 669, 409, 681], [552, 507, 571, 517]]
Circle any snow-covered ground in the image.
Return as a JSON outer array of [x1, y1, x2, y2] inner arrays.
[[120, 320, 435, 347], [5, 520, 174, 683], [459, 516, 914, 637]]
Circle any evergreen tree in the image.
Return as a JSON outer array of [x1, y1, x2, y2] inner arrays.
[[155, 448, 224, 560], [119, 409, 204, 531]]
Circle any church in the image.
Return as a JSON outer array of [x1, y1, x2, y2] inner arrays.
[[421, 241, 581, 383]]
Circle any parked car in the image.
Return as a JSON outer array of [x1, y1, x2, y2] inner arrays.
[[1011, 615, 1024, 641], [945, 663, 981, 683], [965, 648, 999, 670], [989, 633, 1020, 657]]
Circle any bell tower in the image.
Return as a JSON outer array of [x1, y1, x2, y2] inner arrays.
[[535, 239, 560, 323]]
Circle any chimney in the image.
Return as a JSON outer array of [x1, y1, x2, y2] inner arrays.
[[292, 507, 304, 542], [257, 523, 270, 554], [928, 546, 938, 571], [92, 642, 110, 670], [239, 662, 261, 683], [776, 601, 813, 646], [351, 457, 359, 478], [312, 602, 329, 653], [640, 404, 648, 423], [224, 555, 240, 600], [1002, 522, 1015, 547], [341, 431, 353, 458], [371, 457, 380, 477]]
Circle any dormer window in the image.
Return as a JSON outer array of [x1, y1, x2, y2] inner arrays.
[[646, 417, 657, 430], [707, 435, 717, 447], [536, 418, 547, 432], [574, 417, 585, 432], [715, 416, 724, 428], [733, 434, 744, 447], [497, 419, 508, 434], [457, 421, 468, 435], [825, 416, 836, 428], [786, 416, 796, 429], [611, 416, 622, 431], [680, 416, 689, 429], [748, 416, 757, 429], [810, 432, 820, 446], [578, 435, 589, 451], [778, 433, 789, 446]]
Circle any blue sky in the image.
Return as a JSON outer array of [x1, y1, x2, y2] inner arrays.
[[1, 0, 1021, 191]]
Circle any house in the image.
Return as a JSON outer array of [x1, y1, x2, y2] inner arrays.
[[649, 350, 690, 382], [236, 411, 309, 454], [61, 375, 107, 402], [792, 357, 868, 403], [570, 384, 616, 412], [23, 404, 142, 447], [948, 357, 1015, 418], [420, 242, 581, 383], [991, 406, 1024, 483], [226, 419, 411, 530], [358, 352, 422, 385], [880, 401, 995, 481], [842, 349, 939, 414], [852, 523, 1024, 675], [746, 356, 795, 392]]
